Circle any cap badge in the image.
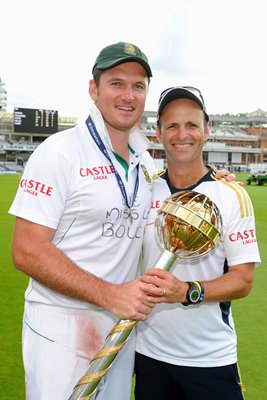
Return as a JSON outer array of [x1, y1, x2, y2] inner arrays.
[[124, 43, 136, 55]]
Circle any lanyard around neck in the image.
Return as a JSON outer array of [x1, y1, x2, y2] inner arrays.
[[86, 115, 139, 211]]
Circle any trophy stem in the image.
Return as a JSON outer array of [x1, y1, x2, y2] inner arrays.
[[68, 319, 138, 399], [154, 249, 177, 272]]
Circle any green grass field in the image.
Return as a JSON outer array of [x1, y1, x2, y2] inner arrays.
[[0, 173, 266, 399]]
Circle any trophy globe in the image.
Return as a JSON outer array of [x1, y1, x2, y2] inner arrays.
[[155, 190, 222, 270]]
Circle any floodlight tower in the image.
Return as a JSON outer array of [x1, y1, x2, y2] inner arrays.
[[0, 77, 7, 111]]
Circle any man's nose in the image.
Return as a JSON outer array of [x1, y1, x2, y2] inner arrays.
[[121, 87, 134, 101]]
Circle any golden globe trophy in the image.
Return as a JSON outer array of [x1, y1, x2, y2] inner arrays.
[[68, 190, 222, 400], [154, 190, 222, 270]]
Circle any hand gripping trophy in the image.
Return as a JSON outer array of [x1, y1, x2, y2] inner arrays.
[[68, 190, 222, 400]]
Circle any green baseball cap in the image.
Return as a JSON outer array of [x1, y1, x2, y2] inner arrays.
[[92, 42, 152, 77]]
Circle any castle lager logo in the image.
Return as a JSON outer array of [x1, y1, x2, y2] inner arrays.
[[229, 229, 256, 244], [80, 164, 115, 180], [20, 178, 53, 197]]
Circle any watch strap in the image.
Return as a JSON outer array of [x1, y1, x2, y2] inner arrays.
[[182, 281, 204, 306]]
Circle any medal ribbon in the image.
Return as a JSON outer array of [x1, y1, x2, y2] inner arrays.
[[86, 115, 139, 211]]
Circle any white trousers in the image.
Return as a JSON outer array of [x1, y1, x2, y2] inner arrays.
[[22, 302, 135, 400]]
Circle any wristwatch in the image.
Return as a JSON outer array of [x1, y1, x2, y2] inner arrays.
[[182, 281, 204, 306]]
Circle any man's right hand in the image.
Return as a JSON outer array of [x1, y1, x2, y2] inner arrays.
[[105, 280, 155, 321]]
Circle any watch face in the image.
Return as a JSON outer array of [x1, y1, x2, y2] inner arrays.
[[189, 289, 200, 303]]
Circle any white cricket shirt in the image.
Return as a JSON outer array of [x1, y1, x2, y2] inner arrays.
[[9, 104, 155, 309], [136, 170, 261, 367]]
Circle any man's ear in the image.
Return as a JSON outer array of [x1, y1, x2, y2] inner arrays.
[[156, 126, 162, 143], [89, 79, 98, 101], [204, 124, 210, 142]]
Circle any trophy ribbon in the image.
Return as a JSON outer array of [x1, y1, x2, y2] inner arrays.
[[68, 190, 222, 399]]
